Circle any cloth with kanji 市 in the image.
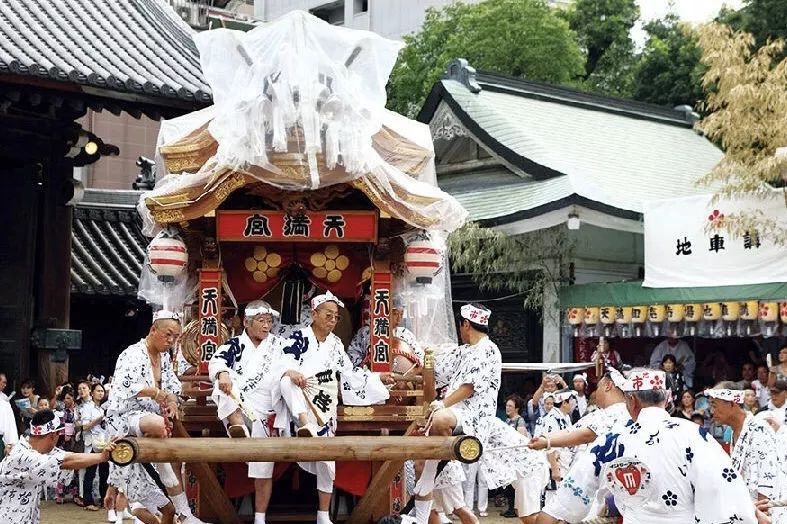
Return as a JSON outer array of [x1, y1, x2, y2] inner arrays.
[[0, 438, 72, 524], [208, 330, 287, 420], [438, 337, 548, 489], [729, 413, 782, 503], [270, 327, 389, 435], [543, 407, 757, 524]]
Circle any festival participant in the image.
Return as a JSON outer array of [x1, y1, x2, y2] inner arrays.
[[571, 374, 589, 420], [105, 310, 204, 524], [412, 304, 547, 524], [0, 409, 117, 523], [757, 380, 787, 427], [535, 368, 757, 524], [705, 384, 783, 513], [0, 373, 18, 456], [209, 300, 288, 524], [534, 389, 574, 507], [272, 291, 394, 524], [347, 297, 423, 372]]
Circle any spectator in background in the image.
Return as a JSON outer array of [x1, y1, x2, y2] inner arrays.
[[54, 389, 82, 506], [756, 380, 786, 427], [752, 364, 771, 408], [661, 354, 685, 404], [700, 350, 735, 386], [673, 389, 697, 420], [17, 379, 39, 432], [768, 345, 787, 386], [79, 382, 108, 512], [589, 337, 622, 376], [650, 336, 695, 387], [36, 398, 50, 410], [505, 395, 527, 435], [690, 413, 705, 426], [742, 389, 760, 416], [0, 373, 18, 457], [570, 374, 588, 422], [734, 362, 757, 390]]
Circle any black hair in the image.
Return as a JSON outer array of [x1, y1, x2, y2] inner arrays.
[[457, 302, 490, 334], [661, 353, 677, 366], [31, 408, 55, 427], [20, 378, 35, 390], [506, 393, 524, 411]]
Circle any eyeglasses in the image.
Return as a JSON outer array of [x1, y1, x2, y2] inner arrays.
[[320, 312, 341, 322], [253, 317, 274, 325]]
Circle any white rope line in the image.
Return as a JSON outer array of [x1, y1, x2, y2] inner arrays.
[[768, 499, 787, 508], [580, 517, 616, 524]]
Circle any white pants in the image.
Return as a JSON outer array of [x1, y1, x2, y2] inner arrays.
[[513, 476, 544, 518], [278, 376, 334, 494], [462, 462, 487, 512], [247, 418, 274, 479], [434, 483, 465, 515]]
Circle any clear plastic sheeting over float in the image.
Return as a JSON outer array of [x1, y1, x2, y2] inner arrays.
[[136, 10, 468, 236]]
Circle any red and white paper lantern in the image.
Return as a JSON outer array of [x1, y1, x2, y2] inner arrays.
[[147, 228, 188, 282], [403, 231, 443, 284]]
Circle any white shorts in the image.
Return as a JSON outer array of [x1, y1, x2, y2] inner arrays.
[[434, 483, 465, 514], [130, 488, 170, 514], [514, 475, 543, 517], [247, 418, 274, 479]]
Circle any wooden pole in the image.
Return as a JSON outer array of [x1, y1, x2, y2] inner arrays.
[[111, 435, 482, 466]]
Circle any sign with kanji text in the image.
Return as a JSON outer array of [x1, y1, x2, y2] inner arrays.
[[216, 210, 378, 243], [197, 269, 222, 380], [370, 270, 392, 372], [643, 193, 787, 288]]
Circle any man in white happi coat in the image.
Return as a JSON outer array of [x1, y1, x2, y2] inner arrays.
[[706, 384, 785, 524], [209, 300, 286, 524], [534, 389, 575, 508], [536, 368, 757, 524], [760, 415, 787, 524], [413, 303, 547, 524], [105, 310, 205, 524], [272, 291, 395, 524], [0, 410, 117, 524]]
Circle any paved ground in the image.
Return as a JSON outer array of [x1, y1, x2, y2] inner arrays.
[[40, 501, 515, 523]]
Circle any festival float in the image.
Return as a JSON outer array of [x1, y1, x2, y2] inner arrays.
[[128, 10, 476, 524]]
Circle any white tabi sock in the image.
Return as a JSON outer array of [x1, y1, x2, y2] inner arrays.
[[171, 492, 192, 516], [317, 510, 332, 524], [414, 499, 433, 524], [254, 512, 266, 524]]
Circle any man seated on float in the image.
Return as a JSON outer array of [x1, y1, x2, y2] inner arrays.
[[272, 290, 396, 524], [209, 300, 286, 438], [347, 296, 423, 376]]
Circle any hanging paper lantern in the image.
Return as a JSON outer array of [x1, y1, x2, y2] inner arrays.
[[615, 307, 632, 324], [147, 228, 188, 282], [567, 308, 585, 325], [666, 304, 685, 322], [780, 302, 787, 324], [740, 301, 759, 320], [721, 302, 740, 321], [648, 305, 666, 323], [760, 302, 779, 322], [584, 307, 600, 325], [684, 304, 702, 322], [599, 306, 615, 325], [631, 306, 647, 324], [703, 303, 722, 321], [403, 231, 442, 284]]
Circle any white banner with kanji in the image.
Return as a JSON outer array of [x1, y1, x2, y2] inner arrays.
[[643, 193, 787, 288]]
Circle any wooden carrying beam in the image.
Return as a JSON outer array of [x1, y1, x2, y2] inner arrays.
[[111, 435, 482, 466]]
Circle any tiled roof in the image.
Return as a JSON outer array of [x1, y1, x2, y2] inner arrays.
[[421, 66, 723, 223], [71, 193, 148, 296], [0, 0, 212, 106]]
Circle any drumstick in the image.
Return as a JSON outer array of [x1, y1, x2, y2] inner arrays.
[[230, 391, 258, 422], [302, 388, 326, 427]]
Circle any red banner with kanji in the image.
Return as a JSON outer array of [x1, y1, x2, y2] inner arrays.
[[217, 210, 378, 243], [197, 269, 222, 377], [370, 269, 391, 372]]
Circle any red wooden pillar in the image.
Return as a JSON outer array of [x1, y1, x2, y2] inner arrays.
[[369, 261, 391, 372]]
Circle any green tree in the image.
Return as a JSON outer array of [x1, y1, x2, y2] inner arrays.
[[632, 14, 705, 108], [718, 0, 787, 51], [387, 0, 585, 117], [565, 0, 639, 81]]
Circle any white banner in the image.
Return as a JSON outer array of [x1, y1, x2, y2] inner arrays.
[[643, 193, 787, 288]]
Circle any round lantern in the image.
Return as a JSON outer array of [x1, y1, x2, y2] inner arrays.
[[666, 304, 685, 322], [567, 307, 585, 337], [599, 306, 615, 336], [403, 231, 443, 284], [740, 301, 759, 320], [147, 228, 188, 282], [759, 302, 778, 322], [722, 302, 740, 321], [648, 305, 666, 322], [703, 303, 721, 321], [615, 307, 632, 324], [684, 304, 702, 322], [585, 307, 600, 325]]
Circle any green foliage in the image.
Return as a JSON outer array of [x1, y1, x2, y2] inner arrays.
[[387, 0, 585, 117], [447, 223, 575, 312], [565, 0, 639, 80], [632, 14, 706, 108], [718, 0, 787, 52]]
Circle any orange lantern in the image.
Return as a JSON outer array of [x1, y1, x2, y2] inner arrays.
[[666, 304, 685, 322], [566, 308, 585, 325], [615, 307, 632, 324], [759, 302, 778, 322], [599, 306, 615, 325], [684, 304, 702, 322], [703, 303, 722, 321], [722, 302, 740, 321], [740, 301, 759, 320], [648, 305, 666, 322], [585, 307, 600, 325]]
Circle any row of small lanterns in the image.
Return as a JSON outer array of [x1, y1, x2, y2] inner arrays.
[[567, 301, 787, 337]]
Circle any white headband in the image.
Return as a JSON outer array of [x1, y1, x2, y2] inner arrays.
[[245, 305, 280, 318], [703, 388, 745, 404], [554, 390, 576, 403], [30, 413, 64, 436], [311, 290, 344, 310], [572, 373, 588, 384], [153, 310, 180, 322], [613, 369, 666, 392], [460, 304, 490, 327]]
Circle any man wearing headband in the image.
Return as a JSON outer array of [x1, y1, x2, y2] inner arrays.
[[572, 373, 589, 420], [0, 409, 118, 523], [706, 383, 784, 522], [413, 303, 547, 524], [271, 290, 393, 524], [535, 368, 756, 524], [105, 310, 205, 524], [534, 389, 575, 508], [347, 296, 423, 371], [209, 300, 287, 524]]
